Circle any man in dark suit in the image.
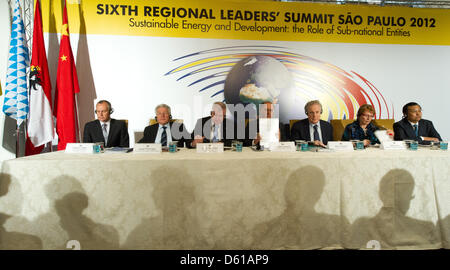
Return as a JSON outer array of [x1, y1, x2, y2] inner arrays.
[[290, 100, 333, 147], [83, 100, 129, 147], [138, 104, 190, 147], [393, 102, 442, 145], [190, 102, 236, 147]]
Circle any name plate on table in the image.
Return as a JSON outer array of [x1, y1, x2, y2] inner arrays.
[[327, 141, 354, 151], [380, 141, 407, 150], [269, 142, 296, 152], [133, 143, 161, 153], [65, 143, 95, 154], [196, 143, 224, 153]]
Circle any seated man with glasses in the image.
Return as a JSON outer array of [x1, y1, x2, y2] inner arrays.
[[393, 102, 442, 145], [341, 104, 392, 146]]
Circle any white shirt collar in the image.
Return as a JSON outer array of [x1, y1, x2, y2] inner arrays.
[[309, 121, 320, 128], [99, 119, 111, 126]]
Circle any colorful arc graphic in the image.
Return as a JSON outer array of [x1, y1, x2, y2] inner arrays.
[[165, 46, 391, 121]]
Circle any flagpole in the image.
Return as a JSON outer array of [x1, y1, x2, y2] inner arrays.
[[16, 126, 19, 158], [75, 93, 81, 142], [24, 0, 32, 156]]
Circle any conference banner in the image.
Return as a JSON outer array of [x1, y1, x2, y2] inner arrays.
[[43, 0, 450, 45], [38, 0, 450, 143]]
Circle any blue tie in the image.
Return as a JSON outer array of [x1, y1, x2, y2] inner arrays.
[[161, 126, 167, 146], [413, 124, 418, 137], [212, 125, 219, 142], [313, 125, 320, 141]]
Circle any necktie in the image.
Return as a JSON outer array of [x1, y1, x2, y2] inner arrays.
[[313, 124, 320, 141], [161, 126, 167, 146], [212, 124, 219, 142], [102, 123, 108, 145], [413, 124, 418, 137]]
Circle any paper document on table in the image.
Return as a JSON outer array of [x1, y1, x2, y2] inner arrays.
[[375, 130, 393, 143], [259, 118, 279, 149]]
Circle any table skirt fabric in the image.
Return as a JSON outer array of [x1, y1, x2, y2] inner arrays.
[[0, 148, 449, 250]]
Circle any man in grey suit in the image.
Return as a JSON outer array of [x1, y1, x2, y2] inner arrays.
[[290, 100, 333, 147], [83, 100, 129, 148], [393, 102, 441, 145]]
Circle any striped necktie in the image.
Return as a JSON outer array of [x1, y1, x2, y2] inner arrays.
[[102, 123, 108, 145], [161, 126, 167, 146]]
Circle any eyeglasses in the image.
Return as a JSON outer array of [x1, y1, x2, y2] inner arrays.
[[361, 113, 374, 118]]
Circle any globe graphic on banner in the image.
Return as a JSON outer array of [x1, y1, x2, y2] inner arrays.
[[224, 55, 297, 123]]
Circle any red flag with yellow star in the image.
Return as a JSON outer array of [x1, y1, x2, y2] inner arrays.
[[54, 0, 80, 150]]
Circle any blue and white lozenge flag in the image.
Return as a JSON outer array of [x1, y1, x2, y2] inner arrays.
[[2, 0, 30, 127]]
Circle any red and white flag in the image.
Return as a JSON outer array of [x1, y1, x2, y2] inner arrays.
[[26, 0, 54, 156], [54, 0, 80, 150]]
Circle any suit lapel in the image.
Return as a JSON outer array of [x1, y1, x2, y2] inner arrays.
[[319, 120, 325, 142], [204, 117, 212, 139], [106, 119, 115, 145], [418, 119, 425, 137], [402, 119, 417, 138], [302, 121, 311, 141], [95, 120, 106, 144], [150, 124, 159, 143]]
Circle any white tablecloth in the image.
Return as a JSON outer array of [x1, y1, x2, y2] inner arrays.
[[0, 147, 449, 249]]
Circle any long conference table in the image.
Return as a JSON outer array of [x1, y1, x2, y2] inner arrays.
[[0, 146, 449, 250]]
